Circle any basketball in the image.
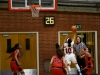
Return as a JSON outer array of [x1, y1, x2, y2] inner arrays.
[[71, 25, 77, 32]]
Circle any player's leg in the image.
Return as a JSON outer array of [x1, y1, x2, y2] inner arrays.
[[80, 58, 86, 69], [71, 54, 82, 75], [81, 65, 93, 75], [65, 55, 71, 74], [77, 56, 81, 69], [20, 70, 25, 75], [76, 56, 82, 75], [85, 66, 93, 75], [81, 68, 88, 75], [66, 63, 71, 72], [19, 68, 25, 75], [13, 72, 17, 75], [66, 66, 72, 75], [65, 62, 71, 74]]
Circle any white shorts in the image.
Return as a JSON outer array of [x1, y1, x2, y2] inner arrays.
[[65, 53, 77, 65]]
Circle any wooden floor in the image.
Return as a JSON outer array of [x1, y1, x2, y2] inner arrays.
[[0, 69, 37, 75]]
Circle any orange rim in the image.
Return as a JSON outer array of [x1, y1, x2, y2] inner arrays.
[[30, 5, 41, 9]]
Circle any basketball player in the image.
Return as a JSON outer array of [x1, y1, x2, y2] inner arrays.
[[6, 43, 25, 75], [49, 46, 70, 75], [61, 33, 82, 75], [80, 47, 93, 75]]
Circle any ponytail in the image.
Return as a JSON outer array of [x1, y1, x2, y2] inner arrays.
[[56, 48, 63, 59], [6, 48, 15, 53], [6, 43, 19, 54], [55, 43, 60, 49]]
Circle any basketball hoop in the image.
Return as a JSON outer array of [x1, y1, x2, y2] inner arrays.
[[30, 5, 41, 17]]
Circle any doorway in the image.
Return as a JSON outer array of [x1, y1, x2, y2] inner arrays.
[[58, 31, 98, 74], [0, 32, 39, 75]]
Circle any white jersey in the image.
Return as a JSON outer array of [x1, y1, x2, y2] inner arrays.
[[63, 41, 74, 54], [63, 41, 80, 73]]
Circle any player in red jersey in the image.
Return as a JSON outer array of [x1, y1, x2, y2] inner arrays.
[[6, 43, 25, 75], [80, 47, 93, 75], [49, 46, 70, 75]]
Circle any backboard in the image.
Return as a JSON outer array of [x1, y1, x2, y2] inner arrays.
[[8, 0, 57, 11]]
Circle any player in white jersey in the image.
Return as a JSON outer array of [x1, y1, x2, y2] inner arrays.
[[62, 33, 82, 75]]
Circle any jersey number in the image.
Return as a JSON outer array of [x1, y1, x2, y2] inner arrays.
[[66, 48, 71, 53]]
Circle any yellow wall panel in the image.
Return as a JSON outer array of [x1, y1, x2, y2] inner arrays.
[[18, 33, 37, 69], [0, 34, 18, 70]]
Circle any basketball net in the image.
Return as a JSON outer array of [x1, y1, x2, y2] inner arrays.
[[30, 5, 41, 17]]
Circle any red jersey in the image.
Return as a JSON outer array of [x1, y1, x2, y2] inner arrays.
[[82, 55, 93, 75], [10, 49, 22, 72], [85, 55, 93, 66], [11, 50, 20, 61], [52, 55, 63, 68]]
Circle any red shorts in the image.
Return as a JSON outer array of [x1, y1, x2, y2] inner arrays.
[[10, 61, 22, 73], [51, 68, 65, 75]]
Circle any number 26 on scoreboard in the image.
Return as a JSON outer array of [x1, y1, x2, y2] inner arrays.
[[44, 16, 55, 25]]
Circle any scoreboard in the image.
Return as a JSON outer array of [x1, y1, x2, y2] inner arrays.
[[44, 16, 55, 25]]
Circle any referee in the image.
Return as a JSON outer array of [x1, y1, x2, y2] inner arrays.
[[74, 36, 87, 75]]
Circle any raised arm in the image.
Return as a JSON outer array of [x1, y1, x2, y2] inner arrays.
[[79, 46, 91, 57], [72, 32, 77, 42]]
